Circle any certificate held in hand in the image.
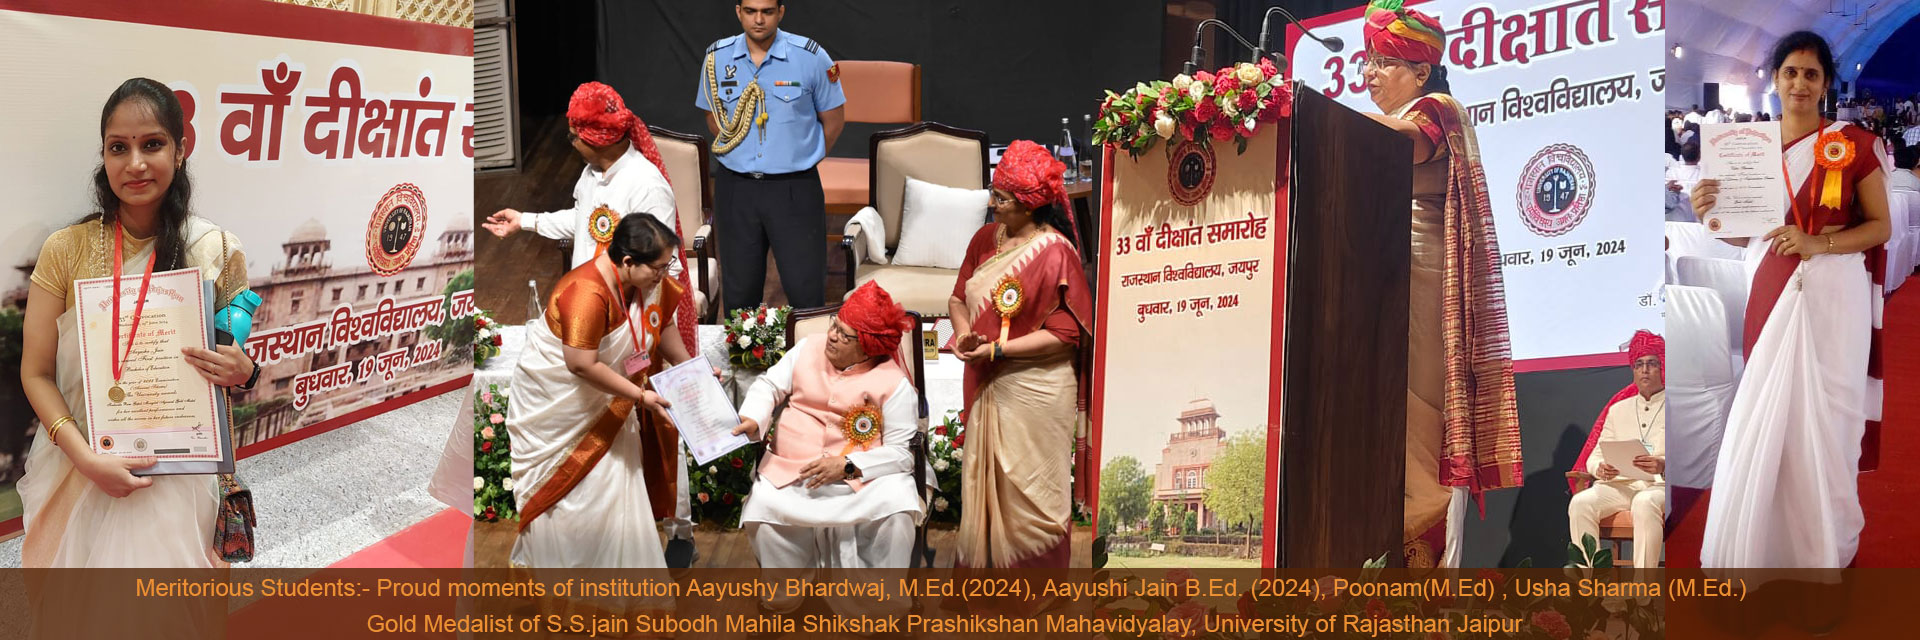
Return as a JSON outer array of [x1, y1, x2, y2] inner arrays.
[[1700, 122, 1788, 238], [73, 266, 235, 476], [651, 358, 751, 465]]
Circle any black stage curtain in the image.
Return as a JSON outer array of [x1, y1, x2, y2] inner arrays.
[[591, 0, 1162, 158], [1468, 366, 1635, 568]]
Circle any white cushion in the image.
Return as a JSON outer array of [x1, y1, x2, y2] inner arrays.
[[888, 177, 987, 269]]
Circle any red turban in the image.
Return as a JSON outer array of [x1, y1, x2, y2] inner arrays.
[[841, 281, 913, 367], [992, 139, 1080, 246], [1627, 329, 1665, 381], [1363, 0, 1445, 66]]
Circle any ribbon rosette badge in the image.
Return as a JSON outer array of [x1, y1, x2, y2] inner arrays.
[[840, 405, 883, 454], [588, 205, 619, 244], [1814, 130, 1855, 212], [992, 276, 1025, 317]]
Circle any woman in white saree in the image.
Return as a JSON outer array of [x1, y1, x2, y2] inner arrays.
[[1693, 31, 1893, 568], [19, 78, 258, 570], [508, 212, 691, 604]]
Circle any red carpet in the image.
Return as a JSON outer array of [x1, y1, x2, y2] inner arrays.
[[328, 507, 470, 569], [1669, 280, 1920, 567]]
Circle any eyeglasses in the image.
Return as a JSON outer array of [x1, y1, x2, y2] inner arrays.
[[827, 317, 859, 343], [1630, 358, 1662, 371], [1361, 54, 1407, 71], [989, 192, 1013, 207]]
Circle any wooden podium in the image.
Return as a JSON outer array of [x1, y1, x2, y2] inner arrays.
[[1092, 84, 1411, 567]]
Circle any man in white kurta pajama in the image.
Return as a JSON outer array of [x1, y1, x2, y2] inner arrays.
[[1569, 331, 1667, 568], [734, 282, 925, 614]]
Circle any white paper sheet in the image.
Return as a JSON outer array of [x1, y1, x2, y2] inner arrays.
[[652, 357, 750, 465], [1598, 439, 1657, 482]]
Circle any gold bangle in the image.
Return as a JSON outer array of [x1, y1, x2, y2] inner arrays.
[[47, 416, 75, 441], [1826, 234, 1835, 253]]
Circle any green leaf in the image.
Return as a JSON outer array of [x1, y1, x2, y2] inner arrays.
[[1582, 533, 1599, 561], [1593, 549, 1613, 569], [1567, 543, 1585, 568]]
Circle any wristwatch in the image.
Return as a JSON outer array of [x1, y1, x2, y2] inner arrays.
[[843, 459, 862, 479], [236, 359, 262, 390]]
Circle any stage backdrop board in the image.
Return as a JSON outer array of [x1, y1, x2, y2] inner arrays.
[[0, 0, 475, 531], [1290, 0, 1666, 369]]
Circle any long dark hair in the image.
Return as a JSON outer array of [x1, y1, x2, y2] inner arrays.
[[88, 78, 194, 271], [607, 213, 680, 267]]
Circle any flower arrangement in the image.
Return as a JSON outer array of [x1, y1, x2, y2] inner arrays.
[[1092, 59, 1295, 158], [927, 410, 966, 526], [472, 309, 504, 369], [473, 384, 516, 523], [723, 305, 790, 371], [688, 441, 760, 529]]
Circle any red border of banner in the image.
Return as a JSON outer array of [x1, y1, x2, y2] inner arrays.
[[0, 375, 473, 537], [1262, 106, 1295, 568], [1089, 145, 1117, 535], [0, 0, 473, 57]]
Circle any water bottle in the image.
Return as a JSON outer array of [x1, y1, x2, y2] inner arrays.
[[526, 279, 542, 325], [1079, 114, 1096, 182], [1058, 117, 1079, 182]]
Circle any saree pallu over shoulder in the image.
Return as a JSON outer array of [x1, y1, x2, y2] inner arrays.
[[1412, 93, 1523, 496], [1743, 120, 1888, 469], [955, 227, 1093, 567]]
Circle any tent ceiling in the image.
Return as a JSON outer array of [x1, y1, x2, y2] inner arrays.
[[1666, 0, 1916, 96]]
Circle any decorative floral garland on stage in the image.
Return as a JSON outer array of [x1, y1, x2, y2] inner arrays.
[[474, 384, 516, 522], [1092, 59, 1294, 158]]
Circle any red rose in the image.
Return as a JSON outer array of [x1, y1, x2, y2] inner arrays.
[[475, 317, 487, 328], [1118, 111, 1133, 126], [481, 440, 493, 453], [722, 493, 737, 505], [730, 456, 745, 468], [752, 345, 765, 359], [1178, 118, 1198, 141], [1209, 118, 1235, 141], [934, 423, 947, 436], [1530, 610, 1571, 640], [1193, 99, 1218, 123], [1258, 58, 1280, 79], [1194, 70, 1215, 85], [1237, 118, 1259, 138], [482, 505, 496, 521], [492, 334, 503, 346], [727, 333, 737, 343], [1146, 104, 1162, 123], [1212, 70, 1240, 94], [1366, 598, 1389, 619], [1236, 89, 1259, 111], [757, 308, 766, 321], [953, 432, 966, 447]]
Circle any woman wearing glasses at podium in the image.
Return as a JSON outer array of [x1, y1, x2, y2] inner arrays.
[[1356, 0, 1522, 570], [1692, 31, 1891, 569]]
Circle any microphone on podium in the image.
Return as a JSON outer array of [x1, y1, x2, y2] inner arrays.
[[1254, 6, 1343, 69], [1183, 19, 1261, 76]]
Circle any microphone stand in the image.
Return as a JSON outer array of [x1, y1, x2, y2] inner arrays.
[[1254, 5, 1346, 69]]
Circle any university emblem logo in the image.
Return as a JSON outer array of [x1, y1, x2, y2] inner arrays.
[[366, 183, 428, 276], [1516, 143, 1596, 237], [1167, 139, 1217, 207]]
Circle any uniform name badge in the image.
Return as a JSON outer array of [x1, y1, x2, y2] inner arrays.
[[623, 304, 661, 376]]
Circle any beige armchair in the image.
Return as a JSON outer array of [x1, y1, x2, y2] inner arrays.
[[780, 305, 935, 567], [840, 122, 990, 315], [647, 126, 721, 323]]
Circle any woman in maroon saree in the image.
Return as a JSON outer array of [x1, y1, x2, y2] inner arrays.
[[947, 140, 1094, 568]]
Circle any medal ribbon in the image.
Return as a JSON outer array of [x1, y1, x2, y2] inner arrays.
[[112, 220, 159, 386]]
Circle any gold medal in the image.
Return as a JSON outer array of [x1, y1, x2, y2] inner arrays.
[[108, 384, 125, 403]]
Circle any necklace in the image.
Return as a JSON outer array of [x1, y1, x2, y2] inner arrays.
[[1635, 393, 1664, 447]]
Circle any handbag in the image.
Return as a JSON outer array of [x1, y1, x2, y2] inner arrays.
[[215, 473, 256, 562]]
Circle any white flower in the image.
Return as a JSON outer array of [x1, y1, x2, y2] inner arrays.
[[933, 458, 950, 472], [502, 477, 514, 493], [1245, 116, 1259, 131], [736, 335, 751, 349], [1171, 74, 1193, 91], [1186, 83, 1205, 100], [954, 449, 964, 462], [1235, 63, 1264, 85], [708, 465, 719, 474], [473, 476, 485, 491], [933, 497, 950, 512], [1154, 115, 1177, 139], [1222, 101, 1240, 120]]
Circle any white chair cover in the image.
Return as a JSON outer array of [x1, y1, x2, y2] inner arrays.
[[1665, 221, 1745, 262], [1664, 285, 1736, 489], [1675, 255, 1750, 368]]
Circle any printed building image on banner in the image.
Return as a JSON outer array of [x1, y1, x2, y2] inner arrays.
[[1291, 0, 1665, 367], [1095, 136, 1279, 568], [0, 4, 474, 525]]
